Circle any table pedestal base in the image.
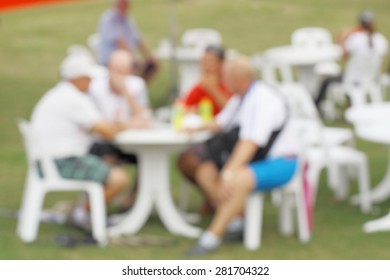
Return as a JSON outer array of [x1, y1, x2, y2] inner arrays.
[[364, 212, 390, 233], [108, 147, 201, 238], [351, 149, 390, 205]]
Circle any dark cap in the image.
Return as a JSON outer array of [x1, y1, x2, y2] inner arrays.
[[359, 10, 375, 25]]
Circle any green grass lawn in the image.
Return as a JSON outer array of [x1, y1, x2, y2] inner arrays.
[[1, 0, 390, 259]]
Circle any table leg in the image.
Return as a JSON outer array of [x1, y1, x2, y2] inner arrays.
[[107, 151, 155, 237], [296, 65, 319, 97], [363, 212, 390, 233], [368, 148, 390, 203], [351, 148, 390, 205], [151, 149, 202, 238]]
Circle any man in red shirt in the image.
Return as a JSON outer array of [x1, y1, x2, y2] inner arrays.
[[178, 45, 231, 214], [182, 45, 231, 116]]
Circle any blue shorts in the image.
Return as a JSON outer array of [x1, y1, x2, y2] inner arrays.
[[249, 157, 298, 191]]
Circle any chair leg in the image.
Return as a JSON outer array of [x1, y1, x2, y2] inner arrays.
[[17, 178, 45, 243], [357, 157, 372, 213], [334, 165, 349, 201], [279, 192, 294, 236], [295, 186, 311, 243], [244, 193, 264, 250], [88, 187, 107, 246], [327, 163, 339, 191]]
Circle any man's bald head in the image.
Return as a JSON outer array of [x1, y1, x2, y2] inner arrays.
[[108, 50, 133, 75], [223, 55, 256, 95], [115, 0, 130, 15]]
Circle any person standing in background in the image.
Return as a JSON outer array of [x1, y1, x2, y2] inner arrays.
[[98, 0, 159, 82], [315, 10, 388, 108]]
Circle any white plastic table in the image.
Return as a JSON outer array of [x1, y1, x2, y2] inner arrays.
[[107, 124, 210, 238], [345, 103, 390, 203], [262, 44, 342, 95], [345, 104, 390, 233]]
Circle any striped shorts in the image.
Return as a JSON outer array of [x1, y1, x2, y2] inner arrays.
[[54, 155, 111, 185]]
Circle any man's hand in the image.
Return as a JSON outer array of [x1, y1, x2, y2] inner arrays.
[[125, 116, 151, 129], [200, 73, 219, 94], [110, 73, 128, 95]]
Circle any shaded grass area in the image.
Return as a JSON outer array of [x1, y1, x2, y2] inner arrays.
[[1, 0, 390, 259]]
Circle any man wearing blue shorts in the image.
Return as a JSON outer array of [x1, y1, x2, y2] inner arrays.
[[186, 55, 300, 256]]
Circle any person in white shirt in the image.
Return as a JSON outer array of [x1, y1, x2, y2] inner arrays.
[[89, 50, 150, 165], [89, 50, 151, 211], [30, 54, 136, 229], [186, 56, 300, 256], [315, 10, 388, 108]]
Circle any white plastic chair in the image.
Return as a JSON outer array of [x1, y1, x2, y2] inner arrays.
[[244, 149, 312, 250], [279, 84, 371, 212], [16, 119, 107, 245], [291, 27, 333, 49], [252, 54, 295, 85], [326, 53, 384, 114], [181, 28, 222, 50]]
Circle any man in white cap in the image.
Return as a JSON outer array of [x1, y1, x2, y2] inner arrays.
[[30, 54, 135, 228]]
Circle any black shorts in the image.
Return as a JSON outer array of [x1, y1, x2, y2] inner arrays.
[[89, 142, 138, 165], [185, 143, 213, 163]]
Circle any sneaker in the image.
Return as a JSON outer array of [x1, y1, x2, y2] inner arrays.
[[223, 230, 243, 243], [67, 207, 91, 233], [186, 244, 217, 257]]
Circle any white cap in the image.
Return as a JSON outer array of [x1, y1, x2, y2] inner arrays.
[[59, 54, 94, 80]]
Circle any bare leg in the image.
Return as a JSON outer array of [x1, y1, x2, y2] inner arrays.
[[177, 151, 201, 185], [195, 161, 221, 207], [178, 151, 215, 214], [84, 167, 130, 212], [208, 167, 255, 238]]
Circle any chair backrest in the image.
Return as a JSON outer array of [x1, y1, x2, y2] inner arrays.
[[291, 27, 332, 48], [17, 119, 60, 183], [278, 83, 321, 120], [343, 53, 384, 86], [181, 28, 222, 49], [252, 54, 295, 85], [87, 33, 101, 60], [67, 44, 96, 63]]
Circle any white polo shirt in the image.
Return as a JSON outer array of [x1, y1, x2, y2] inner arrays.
[[89, 75, 149, 122], [216, 81, 300, 158], [30, 82, 101, 158], [345, 31, 388, 56]]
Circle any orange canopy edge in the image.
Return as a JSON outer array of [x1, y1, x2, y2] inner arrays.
[[0, 0, 83, 12]]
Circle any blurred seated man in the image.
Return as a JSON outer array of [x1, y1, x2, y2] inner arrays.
[[177, 45, 231, 214], [185, 55, 300, 256], [89, 50, 151, 166], [98, 0, 158, 82], [315, 10, 388, 108], [30, 55, 135, 229], [89, 50, 151, 210]]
